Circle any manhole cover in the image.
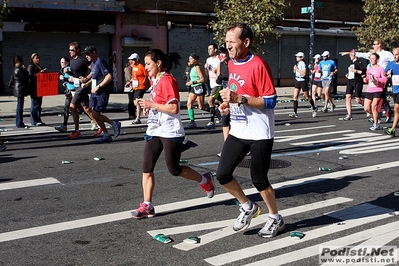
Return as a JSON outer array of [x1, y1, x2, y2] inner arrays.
[[237, 158, 291, 169]]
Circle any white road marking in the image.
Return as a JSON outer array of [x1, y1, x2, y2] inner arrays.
[[205, 203, 393, 265], [0, 177, 60, 191], [274, 130, 354, 142], [243, 221, 399, 266], [0, 161, 398, 243], [274, 125, 336, 134], [169, 197, 352, 251]]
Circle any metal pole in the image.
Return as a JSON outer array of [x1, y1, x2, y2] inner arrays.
[[309, 0, 315, 89]]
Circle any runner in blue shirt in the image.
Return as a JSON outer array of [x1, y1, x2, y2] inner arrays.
[[319, 51, 338, 113], [384, 47, 399, 137]]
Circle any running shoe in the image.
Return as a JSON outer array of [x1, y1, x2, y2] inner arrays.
[[386, 114, 393, 123], [55, 124, 67, 132], [233, 202, 262, 231], [384, 127, 395, 137], [90, 121, 98, 130], [257, 214, 286, 238], [217, 152, 222, 157], [369, 123, 381, 131], [0, 143, 7, 151], [342, 115, 353, 121], [329, 103, 336, 112], [312, 110, 317, 118], [68, 130, 81, 139], [204, 122, 215, 130], [368, 118, 381, 124], [185, 121, 197, 129], [200, 172, 215, 198], [93, 128, 103, 137], [288, 113, 298, 118], [112, 120, 121, 138], [95, 135, 112, 143], [321, 107, 327, 113], [132, 202, 155, 219], [132, 118, 141, 124]]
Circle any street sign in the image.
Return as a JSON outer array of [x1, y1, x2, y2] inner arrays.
[[315, 1, 324, 8], [301, 6, 311, 14]]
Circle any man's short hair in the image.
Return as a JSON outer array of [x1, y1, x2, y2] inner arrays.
[[226, 23, 253, 49]]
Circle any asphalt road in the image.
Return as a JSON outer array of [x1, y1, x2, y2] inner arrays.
[[0, 99, 398, 266]]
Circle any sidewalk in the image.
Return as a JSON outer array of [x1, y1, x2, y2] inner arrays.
[[0, 86, 348, 119]]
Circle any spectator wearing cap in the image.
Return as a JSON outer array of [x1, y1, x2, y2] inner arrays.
[[340, 39, 394, 122], [340, 49, 366, 121], [185, 53, 205, 129], [310, 54, 323, 109], [289, 52, 317, 119], [319, 51, 338, 113], [125, 53, 148, 124], [81, 45, 121, 143]]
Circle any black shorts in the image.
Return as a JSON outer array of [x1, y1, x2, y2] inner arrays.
[[71, 87, 90, 105], [365, 92, 383, 100], [191, 84, 206, 96], [294, 80, 308, 92], [393, 93, 399, 104], [221, 113, 230, 127], [312, 80, 322, 87], [346, 79, 363, 98], [131, 89, 146, 100]]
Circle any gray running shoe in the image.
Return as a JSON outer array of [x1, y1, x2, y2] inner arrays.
[[342, 115, 352, 121], [0, 143, 7, 151], [258, 215, 285, 238], [55, 124, 67, 132], [369, 123, 381, 131], [288, 113, 298, 118], [233, 202, 262, 231], [185, 121, 197, 129], [312, 110, 317, 118]]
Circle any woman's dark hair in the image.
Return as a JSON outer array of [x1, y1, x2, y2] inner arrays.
[[62, 57, 70, 64], [145, 49, 181, 72], [12, 55, 24, 66], [371, 52, 380, 60]]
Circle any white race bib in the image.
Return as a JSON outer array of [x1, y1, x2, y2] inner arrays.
[[91, 79, 97, 90], [315, 72, 321, 78], [132, 80, 139, 88], [392, 75, 399, 86], [322, 71, 329, 78], [147, 108, 159, 125], [73, 78, 80, 88], [229, 103, 247, 122]]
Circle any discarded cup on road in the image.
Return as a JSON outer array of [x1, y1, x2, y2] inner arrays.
[[93, 157, 104, 161], [62, 160, 73, 164], [319, 167, 331, 171], [290, 231, 305, 239], [154, 234, 172, 244], [183, 235, 199, 244], [338, 155, 348, 160]]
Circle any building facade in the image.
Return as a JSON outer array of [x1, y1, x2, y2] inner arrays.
[[1, 0, 365, 93]]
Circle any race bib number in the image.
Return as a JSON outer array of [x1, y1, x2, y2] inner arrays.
[[229, 103, 247, 122], [315, 72, 321, 78], [91, 79, 97, 90], [132, 80, 139, 88], [347, 65, 355, 79], [322, 71, 329, 78], [392, 75, 399, 86], [73, 78, 80, 88], [193, 85, 203, 95], [147, 108, 159, 125]]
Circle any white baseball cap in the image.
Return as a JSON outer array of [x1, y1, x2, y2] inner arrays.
[[128, 53, 140, 60], [295, 52, 305, 58], [313, 54, 321, 59], [321, 51, 330, 57]]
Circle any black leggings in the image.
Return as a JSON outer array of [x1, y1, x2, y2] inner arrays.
[[142, 136, 183, 176], [216, 135, 273, 191]]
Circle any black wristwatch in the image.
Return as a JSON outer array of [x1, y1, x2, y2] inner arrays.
[[239, 96, 248, 106]]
